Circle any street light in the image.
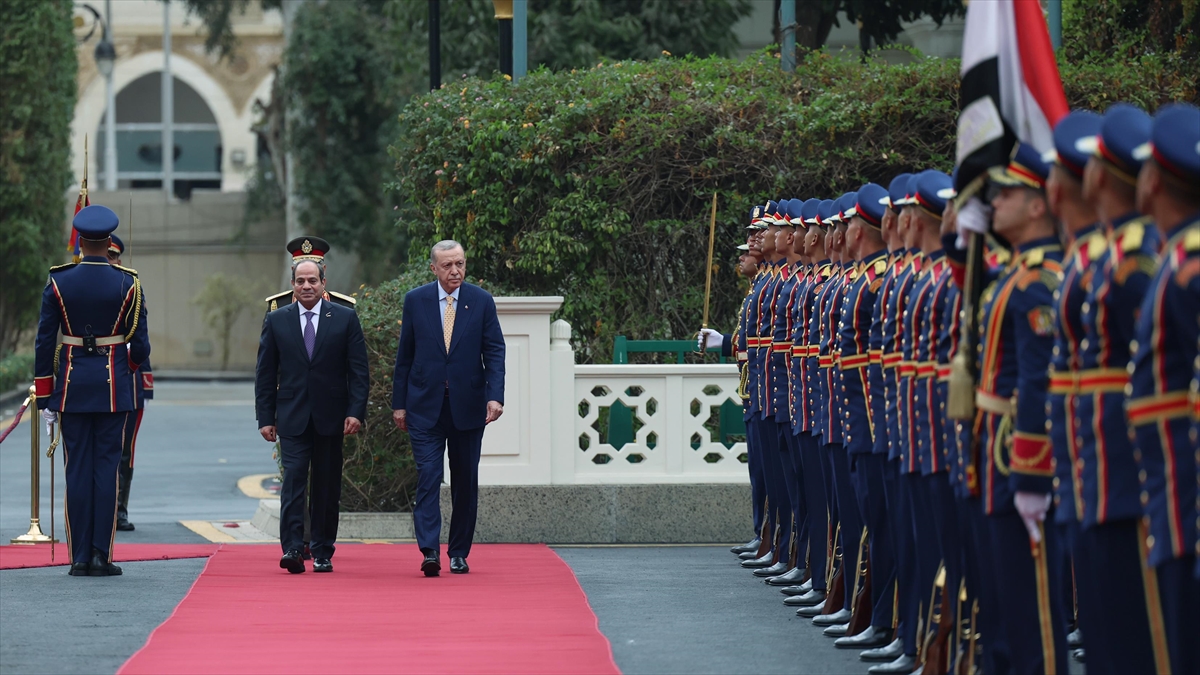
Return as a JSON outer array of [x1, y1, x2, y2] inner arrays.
[[86, 1, 119, 191]]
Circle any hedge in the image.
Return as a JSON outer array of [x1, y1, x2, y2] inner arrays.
[[349, 48, 1194, 511]]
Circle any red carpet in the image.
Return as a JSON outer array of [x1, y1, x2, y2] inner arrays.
[[119, 543, 620, 675], [0, 543, 219, 570]]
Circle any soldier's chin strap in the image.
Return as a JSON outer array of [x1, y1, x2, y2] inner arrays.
[[47, 422, 60, 562]]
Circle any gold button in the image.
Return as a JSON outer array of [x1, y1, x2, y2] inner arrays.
[[1139, 470, 1148, 483], [1053, 477, 1061, 488], [1141, 492, 1149, 506], [1146, 535, 1155, 549], [1134, 449, 1143, 462]]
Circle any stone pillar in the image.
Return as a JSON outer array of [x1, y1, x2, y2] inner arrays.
[[548, 319, 576, 484]]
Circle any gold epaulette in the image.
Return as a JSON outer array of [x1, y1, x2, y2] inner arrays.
[[873, 258, 888, 276], [328, 290, 358, 306], [1116, 219, 1146, 253], [112, 264, 138, 277], [265, 290, 292, 304], [1085, 232, 1108, 261], [48, 262, 78, 273], [1185, 226, 1200, 253], [265, 289, 292, 313]]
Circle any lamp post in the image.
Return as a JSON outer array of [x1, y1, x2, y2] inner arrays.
[[92, 1, 117, 191], [492, 0, 513, 77]]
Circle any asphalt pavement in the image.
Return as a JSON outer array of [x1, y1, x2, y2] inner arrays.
[[1, 382, 276, 541]]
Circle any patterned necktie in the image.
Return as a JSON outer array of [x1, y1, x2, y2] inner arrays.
[[443, 296, 456, 352], [303, 311, 316, 358]]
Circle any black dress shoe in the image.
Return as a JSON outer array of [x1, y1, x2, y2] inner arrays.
[[1072, 648, 1085, 663], [860, 638, 905, 662], [421, 551, 441, 577], [765, 567, 806, 586], [796, 600, 826, 617], [302, 544, 313, 561], [823, 622, 850, 637], [116, 516, 135, 532], [450, 557, 469, 574], [752, 561, 789, 577], [867, 654, 915, 674], [783, 589, 826, 607], [731, 538, 761, 554], [740, 552, 775, 568], [781, 579, 814, 596], [812, 608, 851, 626], [68, 561, 90, 576], [834, 626, 891, 649], [1067, 627, 1083, 648], [737, 549, 760, 561], [313, 558, 333, 573], [88, 551, 122, 577], [280, 549, 305, 574]]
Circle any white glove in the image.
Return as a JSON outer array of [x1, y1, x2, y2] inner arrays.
[[1014, 491, 1052, 545], [698, 328, 724, 351], [41, 409, 57, 436], [955, 196, 992, 247]]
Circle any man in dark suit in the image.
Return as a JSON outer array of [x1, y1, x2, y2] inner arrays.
[[392, 240, 506, 577], [255, 259, 369, 574]]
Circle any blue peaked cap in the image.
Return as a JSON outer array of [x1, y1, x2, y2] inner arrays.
[[72, 204, 120, 240]]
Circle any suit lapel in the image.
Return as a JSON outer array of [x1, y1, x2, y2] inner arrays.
[[447, 285, 472, 356], [429, 284, 445, 352], [285, 303, 310, 363], [310, 301, 332, 361]]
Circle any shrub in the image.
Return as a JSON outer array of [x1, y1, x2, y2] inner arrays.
[[389, 48, 1193, 363], [0, 353, 35, 395]]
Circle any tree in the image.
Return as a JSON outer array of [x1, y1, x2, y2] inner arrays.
[[778, 0, 963, 51], [0, 0, 77, 355], [192, 273, 255, 370]]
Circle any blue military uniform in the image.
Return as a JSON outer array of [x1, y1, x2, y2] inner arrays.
[[837, 183, 896, 640], [960, 144, 1069, 675], [34, 205, 150, 576], [106, 234, 153, 532], [1127, 103, 1200, 675]]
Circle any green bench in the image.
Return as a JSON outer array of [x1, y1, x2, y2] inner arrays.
[[606, 336, 746, 451]]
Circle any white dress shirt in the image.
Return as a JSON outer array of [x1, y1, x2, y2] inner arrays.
[[298, 298, 323, 336], [437, 285, 460, 331]]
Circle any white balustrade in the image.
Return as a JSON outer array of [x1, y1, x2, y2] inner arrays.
[[473, 299, 749, 487]]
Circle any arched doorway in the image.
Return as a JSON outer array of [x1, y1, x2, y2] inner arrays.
[[96, 72, 222, 199]]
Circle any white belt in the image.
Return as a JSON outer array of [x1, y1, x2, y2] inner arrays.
[[61, 335, 125, 347]]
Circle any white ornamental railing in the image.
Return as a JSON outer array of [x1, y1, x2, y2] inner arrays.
[[474, 297, 750, 486]]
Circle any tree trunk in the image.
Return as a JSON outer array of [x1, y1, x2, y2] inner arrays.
[[280, 0, 307, 289], [795, 0, 837, 51]]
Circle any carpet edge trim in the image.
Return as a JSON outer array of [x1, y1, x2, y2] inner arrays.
[[549, 545, 623, 675]]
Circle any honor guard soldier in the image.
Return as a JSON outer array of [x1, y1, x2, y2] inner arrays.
[[265, 236, 358, 312], [783, 198, 832, 603], [107, 235, 153, 532], [858, 175, 911, 664], [744, 199, 795, 575], [1127, 102, 1200, 675], [1043, 109, 1105, 667], [871, 173, 925, 674], [834, 183, 896, 650], [811, 192, 859, 633], [34, 205, 151, 577], [703, 206, 770, 558], [1073, 102, 1169, 674], [765, 198, 810, 587], [789, 199, 838, 613], [957, 143, 1069, 675], [905, 170, 961, 673]]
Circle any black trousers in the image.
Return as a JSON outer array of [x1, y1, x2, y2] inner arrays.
[[278, 419, 342, 559], [60, 412, 127, 564], [117, 407, 143, 518]]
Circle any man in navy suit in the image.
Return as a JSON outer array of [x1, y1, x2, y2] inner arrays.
[[255, 259, 369, 574], [392, 240, 506, 576]]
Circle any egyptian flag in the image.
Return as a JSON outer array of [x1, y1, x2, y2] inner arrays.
[[68, 176, 90, 262], [954, 0, 1068, 197]]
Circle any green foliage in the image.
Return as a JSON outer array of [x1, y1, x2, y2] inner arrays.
[[191, 273, 256, 370], [0, 0, 77, 355], [1062, 0, 1200, 62], [391, 50, 963, 361], [386, 0, 754, 103], [283, 1, 401, 280], [0, 353, 34, 394], [388, 48, 1196, 363]]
